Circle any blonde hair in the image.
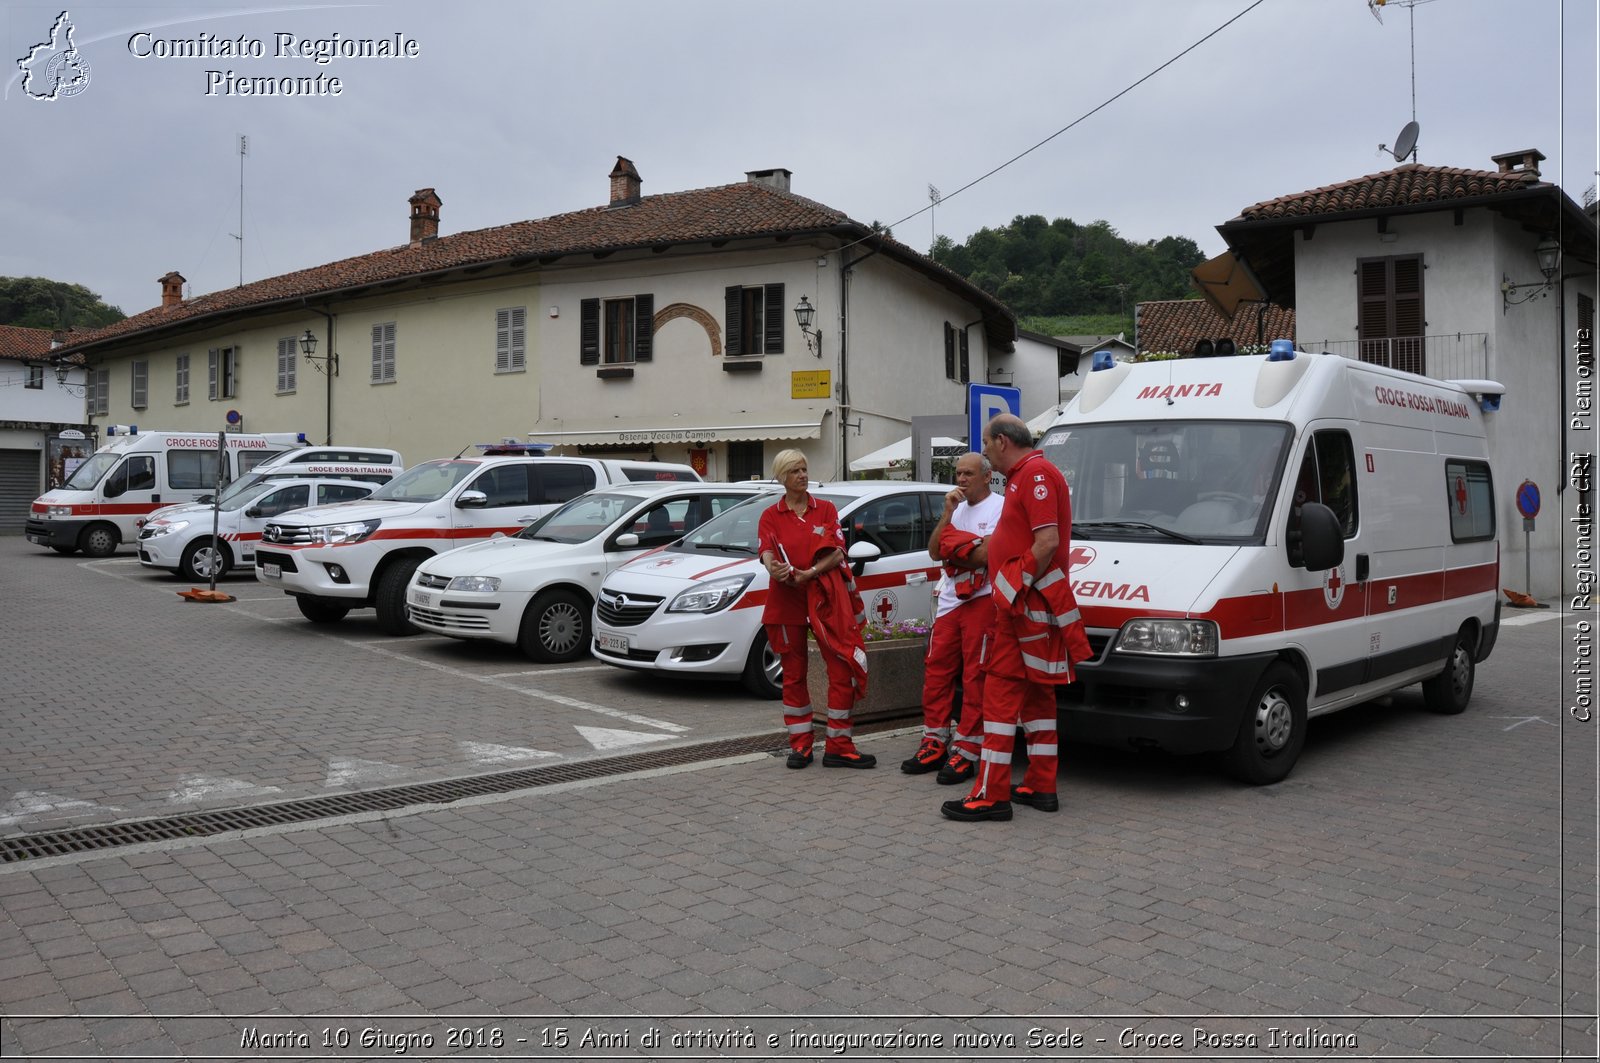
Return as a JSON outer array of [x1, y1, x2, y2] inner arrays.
[[771, 449, 808, 481]]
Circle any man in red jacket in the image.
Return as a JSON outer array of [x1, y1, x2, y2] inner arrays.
[[942, 413, 1084, 822]]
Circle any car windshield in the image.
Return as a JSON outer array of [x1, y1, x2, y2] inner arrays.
[[678, 492, 845, 555], [517, 492, 635, 544], [62, 452, 117, 490], [1039, 420, 1292, 543], [369, 460, 479, 503], [213, 472, 269, 506], [217, 480, 282, 513]]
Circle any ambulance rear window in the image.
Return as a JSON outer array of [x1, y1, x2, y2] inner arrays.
[[1445, 460, 1494, 542]]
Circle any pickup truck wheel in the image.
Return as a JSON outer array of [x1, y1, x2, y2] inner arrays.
[[179, 538, 231, 582], [519, 589, 588, 663], [740, 630, 782, 700], [1223, 662, 1306, 785], [79, 523, 119, 558], [374, 558, 423, 635], [1421, 629, 1474, 715], [296, 596, 350, 625]]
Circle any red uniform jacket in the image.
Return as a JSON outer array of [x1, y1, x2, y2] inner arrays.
[[936, 524, 989, 600], [806, 562, 869, 700], [993, 554, 1093, 685]]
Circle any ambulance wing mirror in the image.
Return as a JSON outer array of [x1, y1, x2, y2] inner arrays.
[[1297, 502, 1345, 572]]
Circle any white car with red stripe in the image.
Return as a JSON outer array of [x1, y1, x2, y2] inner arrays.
[[1039, 341, 1503, 783], [591, 481, 949, 699], [254, 447, 699, 635]]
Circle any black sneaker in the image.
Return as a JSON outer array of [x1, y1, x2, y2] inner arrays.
[[936, 755, 975, 786], [940, 797, 1013, 822], [822, 751, 877, 769], [786, 749, 814, 769], [1012, 786, 1060, 812], [899, 738, 947, 775]]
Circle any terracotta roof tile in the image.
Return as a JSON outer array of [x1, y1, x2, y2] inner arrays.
[[1136, 299, 1295, 356], [0, 324, 54, 361], [1237, 162, 1541, 221]]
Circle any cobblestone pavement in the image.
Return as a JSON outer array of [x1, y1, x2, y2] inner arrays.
[[0, 535, 1595, 1060]]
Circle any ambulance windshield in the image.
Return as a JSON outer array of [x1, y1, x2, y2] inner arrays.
[[1039, 420, 1291, 543], [62, 452, 118, 490]]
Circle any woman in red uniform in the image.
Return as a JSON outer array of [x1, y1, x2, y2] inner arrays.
[[757, 449, 876, 770]]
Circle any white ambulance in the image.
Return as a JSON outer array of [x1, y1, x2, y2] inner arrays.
[[26, 428, 306, 557], [1040, 341, 1502, 783]]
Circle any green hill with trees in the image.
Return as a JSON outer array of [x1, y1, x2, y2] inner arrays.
[[0, 276, 125, 330]]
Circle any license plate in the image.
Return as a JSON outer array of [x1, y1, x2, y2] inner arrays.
[[27, 534, 44, 545], [261, 562, 281, 579], [597, 632, 629, 655], [408, 589, 432, 608]]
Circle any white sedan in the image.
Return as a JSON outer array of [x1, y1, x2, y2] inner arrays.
[[405, 482, 777, 662], [591, 480, 950, 698]]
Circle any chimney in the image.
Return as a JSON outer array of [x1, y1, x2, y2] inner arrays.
[[746, 168, 792, 193], [1489, 149, 1544, 180], [408, 188, 442, 246], [159, 271, 185, 308], [50, 329, 66, 349], [609, 157, 642, 206]]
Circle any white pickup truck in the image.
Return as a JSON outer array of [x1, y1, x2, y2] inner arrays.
[[254, 445, 699, 634]]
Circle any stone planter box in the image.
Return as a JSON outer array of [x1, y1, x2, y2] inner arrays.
[[806, 637, 928, 723]]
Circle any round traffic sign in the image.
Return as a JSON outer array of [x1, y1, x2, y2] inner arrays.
[[1516, 480, 1540, 519]]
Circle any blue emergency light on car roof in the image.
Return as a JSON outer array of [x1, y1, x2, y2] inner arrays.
[[1091, 350, 1117, 372], [1267, 339, 1295, 362], [106, 425, 139, 436], [475, 442, 556, 455]]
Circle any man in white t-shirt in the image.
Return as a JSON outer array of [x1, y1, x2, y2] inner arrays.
[[901, 451, 1005, 779]]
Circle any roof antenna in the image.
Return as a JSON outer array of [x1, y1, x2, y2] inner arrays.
[[1369, 0, 1434, 162], [229, 134, 247, 286]]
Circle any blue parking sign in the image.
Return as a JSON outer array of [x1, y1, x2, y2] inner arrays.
[[968, 383, 1022, 449]]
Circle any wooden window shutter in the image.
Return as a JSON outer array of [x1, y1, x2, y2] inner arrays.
[[724, 286, 743, 357], [763, 283, 785, 353], [371, 323, 396, 382], [634, 294, 654, 361], [510, 307, 525, 370], [958, 330, 970, 384], [208, 348, 220, 400], [496, 309, 512, 372], [1391, 255, 1423, 337], [943, 323, 955, 379], [579, 299, 600, 364]]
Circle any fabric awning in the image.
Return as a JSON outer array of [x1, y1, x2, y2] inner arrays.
[[848, 435, 969, 473], [535, 412, 824, 447]]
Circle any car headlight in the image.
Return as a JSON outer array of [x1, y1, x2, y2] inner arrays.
[[667, 573, 753, 613], [47, 506, 72, 518], [1114, 618, 1218, 657], [447, 575, 501, 593], [143, 520, 190, 538], [309, 519, 381, 545]]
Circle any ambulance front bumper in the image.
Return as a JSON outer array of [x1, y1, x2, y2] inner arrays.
[[1058, 650, 1277, 756], [25, 517, 88, 549]]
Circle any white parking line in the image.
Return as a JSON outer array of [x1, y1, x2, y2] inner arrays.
[[485, 665, 609, 678], [1500, 609, 1571, 627]]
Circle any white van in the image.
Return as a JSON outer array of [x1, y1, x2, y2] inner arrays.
[[1041, 342, 1502, 783], [26, 428, 306, 557]]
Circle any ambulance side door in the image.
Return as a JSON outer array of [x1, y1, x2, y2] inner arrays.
[[1283, 427, 1366, 705]]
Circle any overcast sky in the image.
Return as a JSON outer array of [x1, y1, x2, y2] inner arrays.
[[3, 0, 1595, 320]]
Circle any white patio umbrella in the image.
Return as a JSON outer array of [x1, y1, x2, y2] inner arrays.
[[848, 435, 969, 473]]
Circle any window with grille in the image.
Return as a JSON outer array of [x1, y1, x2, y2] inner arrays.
[[1357, 255, 1425, 374], [131, 361, 148, 409], [276, 337, 297, 393], [371, 322, 396, 383], [175, 353, 190, 404], [26, 364, 43, 389], [90, 367, 109, 415], [208, 347, 237, 400], [496, 307, 526, 373]]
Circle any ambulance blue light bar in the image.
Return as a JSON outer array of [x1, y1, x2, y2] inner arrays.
[[1091, 350, 1117, 371], [476, 442, 556, 454], [1268, 339, 1295, 362], [106, 424, 139, 436]]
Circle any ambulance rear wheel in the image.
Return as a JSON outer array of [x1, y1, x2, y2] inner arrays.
[[295, 596, 350, 625], [79, 523, 119, 558], [179, 539, 231, 582], [1421, 629, 1474, 715], [1224, 663, 1306, 785], [741, 630, 782, 700]]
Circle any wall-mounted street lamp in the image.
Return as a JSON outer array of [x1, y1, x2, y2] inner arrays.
[[793, 295, 823, 358], [1500, 233, 1563, 312], [301, 328, 338, 376]]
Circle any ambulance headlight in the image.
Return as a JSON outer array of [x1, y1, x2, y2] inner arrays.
[[1115, 618, 1218, 657], [47, 506, 72, 518], [447, 575, 501, 593], [144, 520, 190, 537], [667, 573, 753, 613], [309, 518, 381, 545]]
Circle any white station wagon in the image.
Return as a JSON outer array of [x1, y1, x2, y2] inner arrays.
[[591, 480, 951, 698], [406, 481, 776, 662]]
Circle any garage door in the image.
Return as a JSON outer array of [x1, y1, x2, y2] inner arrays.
[[0, 449, 41, 534]]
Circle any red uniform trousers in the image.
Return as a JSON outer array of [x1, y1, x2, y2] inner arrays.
[[767, 623, 861, 757], [921, 595, 995, 760], [969, 606, 1060, 802]]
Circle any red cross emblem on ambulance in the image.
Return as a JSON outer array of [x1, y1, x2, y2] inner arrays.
[[1323, 565, 1346, 610], [1454, 475, 1469, 516], [1068, 546, 1096, 570]]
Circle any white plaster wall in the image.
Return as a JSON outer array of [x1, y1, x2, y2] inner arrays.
[[0, 362, 85, 423]]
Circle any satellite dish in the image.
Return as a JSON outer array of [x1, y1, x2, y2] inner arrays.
[[1382, 121, 1420, 163]]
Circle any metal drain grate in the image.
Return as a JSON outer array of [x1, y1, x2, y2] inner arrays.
[[0, 716, 912, 863]]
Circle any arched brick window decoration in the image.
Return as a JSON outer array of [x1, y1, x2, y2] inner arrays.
[[652, 302, 722, 357]]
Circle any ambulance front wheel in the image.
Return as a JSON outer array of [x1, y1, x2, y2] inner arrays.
[[79, 523, 119, 558], [1224, 662, 1306, 785], [1421, 628, 1474, 715]]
